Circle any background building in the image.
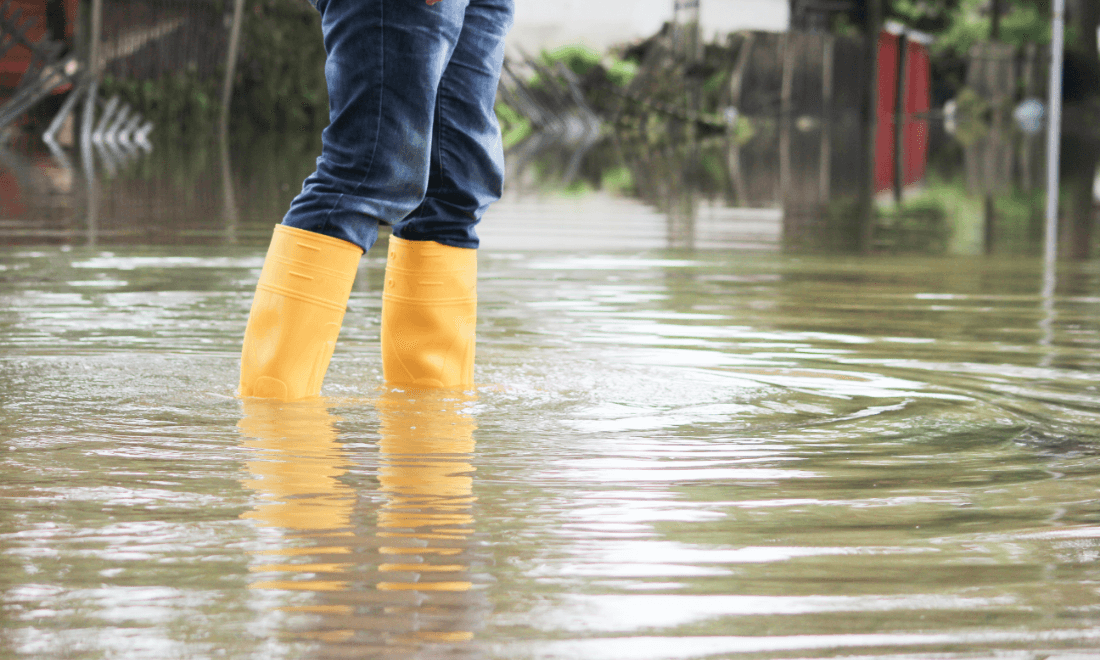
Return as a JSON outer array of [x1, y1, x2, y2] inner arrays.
[[507, 0, 790, 55]]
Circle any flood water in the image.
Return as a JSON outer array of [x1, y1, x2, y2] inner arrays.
[[3, 129, 1100, 658]]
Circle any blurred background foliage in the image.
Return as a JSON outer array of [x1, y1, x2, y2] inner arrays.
[[96, 0, 1096, 138], [101, 68, 220, 138], [884, 0, 1099, 102], [234, 0, 328, 132], [99, 0, 329, 138]]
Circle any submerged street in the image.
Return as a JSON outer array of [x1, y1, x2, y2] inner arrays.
[[2, 223, 1100, 656]]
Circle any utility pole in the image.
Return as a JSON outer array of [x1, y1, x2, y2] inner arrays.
[[1044, 0, 1065, 266]]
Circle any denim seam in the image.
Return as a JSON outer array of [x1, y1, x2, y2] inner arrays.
[[318, 0, 385, 234]]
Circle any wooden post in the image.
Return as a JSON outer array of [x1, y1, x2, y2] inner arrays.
[[1019, 43, 1040, 193], [729, 31, 754, 110], [858, 0, 883, 252], [219, 125, 238, 244], [893, 31, 908, 204], [88, 0, 102, 75], [220, 0, 246, 136], [819, 35, 834, 202], [728, 139, 748, 205], [984, 194, 996, 253], [991, 0, 1002, 41], [80, 0, 103, 157], [780, 33, 795, 200], [218, 0, 245, 244], [781, 33, 796, 113]]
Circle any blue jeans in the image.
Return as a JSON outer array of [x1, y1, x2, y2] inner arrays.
[[284, 0, 513, 251]]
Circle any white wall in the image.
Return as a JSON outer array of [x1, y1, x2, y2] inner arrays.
[[507, 0, 789, 56], [700, 0, 790, 39]]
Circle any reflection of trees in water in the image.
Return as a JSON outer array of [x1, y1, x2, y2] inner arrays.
[[237, 392, 486, 658]]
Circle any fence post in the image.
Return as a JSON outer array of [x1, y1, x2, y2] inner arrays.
[[87, 0, 102, 76], [858, 0, 883, 252], [892, 31, 907, 204], [728, 31, 753, 113], [779, 33, 794, 200], [80, 0, 103, 157], [819, 34, 833, 201]]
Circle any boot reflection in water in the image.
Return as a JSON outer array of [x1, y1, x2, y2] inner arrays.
[[238, 0, 513, 400], [376, 389, 483, 645], [237, 393, 485, 650], [237, 399, 356, 598]]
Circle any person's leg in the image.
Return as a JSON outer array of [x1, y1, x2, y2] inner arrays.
[[381, 0, 513, 388], [390, 0, 514, 248], [242, 0, 470, 400], [284, 0, 471, 251]]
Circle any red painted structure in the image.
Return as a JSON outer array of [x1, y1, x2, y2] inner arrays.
[[875, 28, 932, 193], [1, 0, 78, 217], [0, 0, 78, 95]]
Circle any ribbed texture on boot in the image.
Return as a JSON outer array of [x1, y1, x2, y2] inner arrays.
[[381, 236, 477, 388], [240, 225, 362, 400]]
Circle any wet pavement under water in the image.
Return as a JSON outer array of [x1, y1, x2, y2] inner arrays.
[[2, 134, 1100, 659]]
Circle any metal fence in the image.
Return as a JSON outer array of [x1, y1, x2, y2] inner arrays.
[[98, 0, 230, 83]]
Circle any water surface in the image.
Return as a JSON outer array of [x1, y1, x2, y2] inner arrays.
[[3, 241, 1100, 658]]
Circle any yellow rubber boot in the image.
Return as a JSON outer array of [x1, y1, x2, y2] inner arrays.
[[381, 236, 476, 388], [240, 225, 362, 400]]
